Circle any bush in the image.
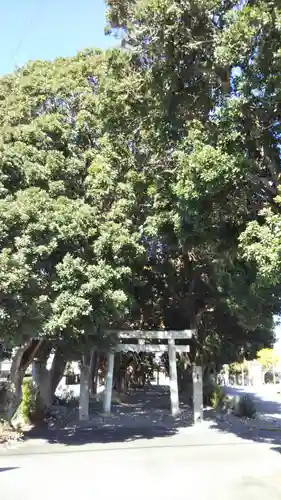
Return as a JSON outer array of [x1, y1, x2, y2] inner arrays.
[[54, 387, 76, 406], [210, 384, 227, 410], [233, 394, 256, 419], [203, 378, 217, 406], [264, 372, 273, 384], [203, 378, 228, 408], [20, 379, 36, 423]]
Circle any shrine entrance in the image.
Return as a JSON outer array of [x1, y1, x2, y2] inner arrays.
[[103, 330, 203, 424]]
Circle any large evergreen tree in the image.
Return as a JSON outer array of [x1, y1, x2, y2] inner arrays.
[[102, 0, 279, 364], [1, 0, 281, 419], [0, 50, 145, 417]]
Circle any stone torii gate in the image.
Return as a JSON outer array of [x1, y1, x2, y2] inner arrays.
[[103, 330, 203, 424]]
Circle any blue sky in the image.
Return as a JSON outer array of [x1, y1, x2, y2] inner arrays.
[[0, 0, 114, 75]]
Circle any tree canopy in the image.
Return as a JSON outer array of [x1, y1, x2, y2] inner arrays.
[[256, 348, 279, 371], [103, 0, 280, 362], [0, 50, 145, 356], [0, 0, 280, 373]]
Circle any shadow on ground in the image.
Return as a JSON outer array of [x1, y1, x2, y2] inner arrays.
[[0, 467, 19, 472], [25, 425, 179, 446], [23, 386, 193, 446], [204, 385, 281, 453], [20, 385, 281, 451]]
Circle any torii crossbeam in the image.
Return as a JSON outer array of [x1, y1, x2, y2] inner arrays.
[[103, 330, 203, 420]]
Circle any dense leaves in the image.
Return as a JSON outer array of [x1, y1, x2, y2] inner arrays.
[[103, 0, 280, 363], [1, 0, 281, 373], [215, 0, 281, 294], [256, 347, 279, 372], [0, 50, 144, 353]]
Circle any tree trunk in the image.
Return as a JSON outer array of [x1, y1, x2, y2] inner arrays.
[[5, 340, 43, 423], [34, 346, 67, 414], [32, 343, 53, 403], [103, 352, 115, 413], [89, 349, 99, 397], [79, 355, 90, 421], [5, 354, 24, 423], [93, 354, 101, 399]]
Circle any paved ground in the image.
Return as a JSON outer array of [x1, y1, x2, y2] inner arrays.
[[226, 383, 281, 419], [1, 385, 281, 499], [224, 384, 281, 429]]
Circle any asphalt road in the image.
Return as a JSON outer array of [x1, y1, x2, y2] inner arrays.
[[1, 434, 281, 500], [1, 385, 281, 500]]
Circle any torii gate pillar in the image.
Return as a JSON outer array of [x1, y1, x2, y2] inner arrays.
[[103, 330, 195, 417], [168, 338, 180, 415]]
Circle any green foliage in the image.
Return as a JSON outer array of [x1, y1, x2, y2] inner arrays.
[[103, 0, 281, 366], [215, 0, 281, 305], [239, 208, 281, 288], [210, 385, 227, 411], [0, 49, 145, 356], [233, 394, 256, 419], [229, 361, 248, 376], [20, 380, 36, 423], [203, 378, 219, 407], [256, 348, 279, 371], [203, 377, 229, 411], [1, 0, 281, 373]]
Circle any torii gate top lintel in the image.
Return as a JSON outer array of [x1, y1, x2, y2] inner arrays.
[[106, 329, 194, 353], [108, 329, 194, 340]]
